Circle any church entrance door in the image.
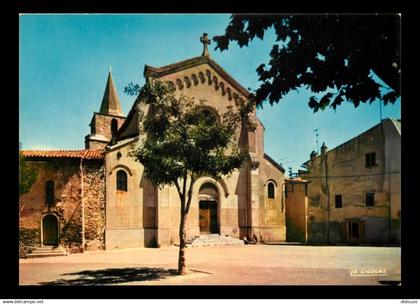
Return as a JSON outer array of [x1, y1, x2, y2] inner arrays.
[[199, 201, 219, 233], [43, 214, 58, 246], [198, 182, 220, 234]]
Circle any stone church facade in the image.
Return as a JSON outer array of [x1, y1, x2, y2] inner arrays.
[[20, 45, 286, 255]]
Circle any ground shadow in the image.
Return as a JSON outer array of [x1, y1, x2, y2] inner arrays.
[[40, 267, 179, 285]]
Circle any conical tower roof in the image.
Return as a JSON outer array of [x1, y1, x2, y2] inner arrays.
[[99, 69, 123, 116]]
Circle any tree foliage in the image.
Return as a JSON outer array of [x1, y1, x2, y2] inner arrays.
[[19, 147, 38, 196], [127, 80, 252, 274], [214, 14, 400, 112]]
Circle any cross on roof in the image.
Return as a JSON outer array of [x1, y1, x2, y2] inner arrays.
[[200, 33, 211, 57]]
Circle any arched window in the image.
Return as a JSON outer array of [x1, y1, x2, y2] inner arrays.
[[267, 182, 275, 199], [116, 170, 128, 191], [111, 119, 118, 138], [198, 107, 220, 126], [199, 182, 218, 198], [45, 180, 54, 206]]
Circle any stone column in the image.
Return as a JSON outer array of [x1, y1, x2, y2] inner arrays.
[[249, 155, 261, 238], [157, 186, 171, 247]]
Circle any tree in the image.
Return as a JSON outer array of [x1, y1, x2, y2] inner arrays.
[[19, 145, 38, 196], [126, 80, 251, 275], [213, 14, 400, 112], [19, 144, 38, 215]]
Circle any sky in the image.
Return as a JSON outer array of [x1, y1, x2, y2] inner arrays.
[[19, 14, 401, 175]]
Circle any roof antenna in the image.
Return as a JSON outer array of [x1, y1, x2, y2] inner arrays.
[[314, 128, 320, 154], [379, 99, 383, 123]]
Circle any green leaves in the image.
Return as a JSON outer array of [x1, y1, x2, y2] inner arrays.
[[382, 91, 399, 106], [19, 150, 38, 196], [214, 14, 400, 112], [124, 82, 141, 96]]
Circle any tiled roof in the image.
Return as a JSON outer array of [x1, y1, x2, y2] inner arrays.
[[21, 149, 105, 160]]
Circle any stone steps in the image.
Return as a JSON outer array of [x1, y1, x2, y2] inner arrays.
[[26, 246, 68, 258], [186, 234, 244, 248]]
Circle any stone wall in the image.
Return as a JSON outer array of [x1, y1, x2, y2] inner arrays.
[[304, 120, 400, 245], [255, 156, 286, 242], [85, 139, 108, 150], [105, 142, 149, 249], [82, 159, 106, 251], [19, 228, 39, 258], [19, 157, 107, 256], [19, 158, 84, 254], [86, 113, 126, 149], [92, 113, 126, 141], [285, 181, 307, 243], [383, 120, 401, 244]]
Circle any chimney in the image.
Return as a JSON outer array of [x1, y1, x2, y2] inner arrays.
[[321, 142, 328, 155]]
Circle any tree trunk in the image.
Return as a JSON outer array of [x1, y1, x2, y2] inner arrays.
[[177, 177, 195, 275], [19, 201, 25, 216], [178, 210, 187, 275]]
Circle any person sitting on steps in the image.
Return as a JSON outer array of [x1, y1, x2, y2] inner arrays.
[[243, 234, 258, 245]]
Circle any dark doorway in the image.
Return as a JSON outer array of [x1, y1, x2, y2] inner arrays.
[[199, 201, 219, 233], [43, 214, 59, 246], [198, 182, 219, 234], [345, 221, 365, 244]]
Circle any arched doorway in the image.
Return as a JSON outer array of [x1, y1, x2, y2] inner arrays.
[[42, 214, 59, 246], [198, 182, 219, 234]]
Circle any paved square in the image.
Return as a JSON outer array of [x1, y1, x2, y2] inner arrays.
[[19, 245, 400, 285]]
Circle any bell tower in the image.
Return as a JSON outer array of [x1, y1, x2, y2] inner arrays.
[[85, 68, 126, 149]]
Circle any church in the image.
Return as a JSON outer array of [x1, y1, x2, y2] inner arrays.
[[19, 35, 287, 256]]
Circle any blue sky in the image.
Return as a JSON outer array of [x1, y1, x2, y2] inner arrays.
[[19, 14, 400, 174]]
